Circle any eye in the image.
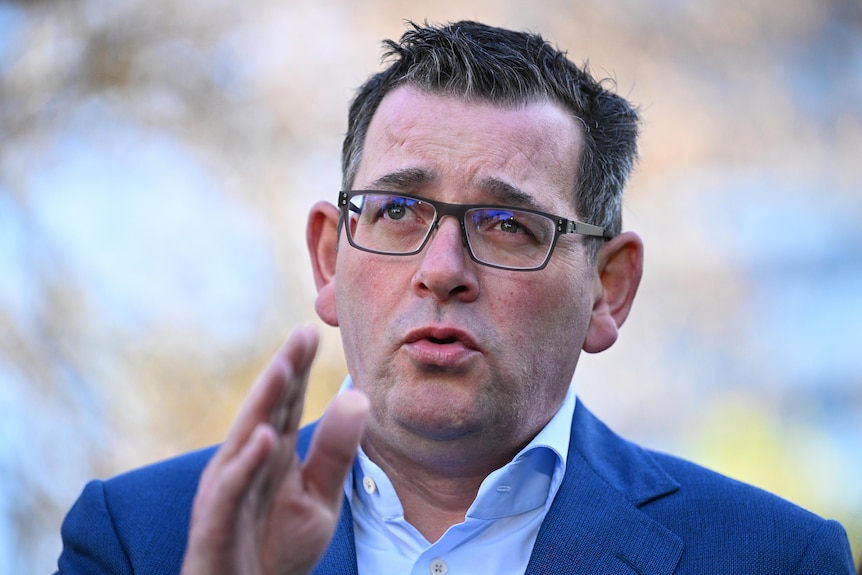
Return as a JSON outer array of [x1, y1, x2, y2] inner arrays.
[[475, 210, 533, 237], [383, 201, 407, 220], [499, 217, 523, 234], [468, 208, 554, 247]]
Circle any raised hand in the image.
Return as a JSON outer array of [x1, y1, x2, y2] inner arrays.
[[181, 327, 369, 575]]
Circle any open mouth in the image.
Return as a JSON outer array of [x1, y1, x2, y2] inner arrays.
[[403, 326, 480, 358]]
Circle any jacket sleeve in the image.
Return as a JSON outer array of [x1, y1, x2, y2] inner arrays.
[[792, 519, 856, 575], [55, 480, 134, 575]]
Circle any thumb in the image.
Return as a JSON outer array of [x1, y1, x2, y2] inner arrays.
[[302, 390, 369, 503]]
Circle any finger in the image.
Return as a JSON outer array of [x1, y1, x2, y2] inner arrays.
[[271, 326, 319, 436], [303, 389, 369, 505], [192, 422, 276, 529], [217, 327, 319, 464]]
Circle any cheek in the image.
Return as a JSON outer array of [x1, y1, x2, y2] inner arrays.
[[506, 266, 593, 368], [335, 255, 411, 367], [337, 263, 382, 339], [511, 268, 589, 329]]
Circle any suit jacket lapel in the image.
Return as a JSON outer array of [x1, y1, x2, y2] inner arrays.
[[526, 403, 684, 575], [312, 502, 359, 575], [296, 424, 359, 575]]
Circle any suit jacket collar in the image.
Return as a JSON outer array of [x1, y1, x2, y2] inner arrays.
[[526, 402, 683, 574], [305, 401, 684, 575]]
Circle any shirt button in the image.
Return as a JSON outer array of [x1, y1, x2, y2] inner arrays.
[[362, 476, 377, 494], [430, 558, 447, 575]]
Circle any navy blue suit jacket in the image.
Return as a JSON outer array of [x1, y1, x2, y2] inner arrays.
[[56, 402, 855, 574]]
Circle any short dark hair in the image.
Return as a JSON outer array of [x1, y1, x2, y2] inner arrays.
[[343, 20, 640, 256]]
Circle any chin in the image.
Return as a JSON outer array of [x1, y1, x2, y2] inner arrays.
[[395, 403, 484, 443], [404, 420, 478, 443]]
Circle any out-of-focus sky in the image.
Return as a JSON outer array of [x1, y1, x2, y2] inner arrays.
[[1, 0, 860, 572]]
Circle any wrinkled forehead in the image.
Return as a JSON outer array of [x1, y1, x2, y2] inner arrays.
[[354, 86, 584, 213]]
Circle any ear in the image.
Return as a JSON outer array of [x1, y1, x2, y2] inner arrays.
[[307, 201, 341, 326], [583, 231, 644, 354]]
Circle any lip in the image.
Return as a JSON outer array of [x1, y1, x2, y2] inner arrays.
[[402, 326, 481, 368]]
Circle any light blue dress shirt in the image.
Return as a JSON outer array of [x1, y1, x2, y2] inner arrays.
[[340, 376, 575, 575]]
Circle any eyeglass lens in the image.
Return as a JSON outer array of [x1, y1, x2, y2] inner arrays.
[[346, 193, 556, 269]]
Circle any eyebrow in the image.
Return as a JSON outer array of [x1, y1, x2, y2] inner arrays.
[[368, 168, 436, 191], [366, 170, 541, 210], [476, 177, 539, 209]]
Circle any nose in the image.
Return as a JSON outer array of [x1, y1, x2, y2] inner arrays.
[[411, 216, 480, 303]]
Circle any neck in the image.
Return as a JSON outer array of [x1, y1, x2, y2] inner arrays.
[[383, 456, 489, 542], [361, 435, 520, 542]]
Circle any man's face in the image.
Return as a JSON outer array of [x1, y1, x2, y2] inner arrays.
[[333, 86, 599, 470]]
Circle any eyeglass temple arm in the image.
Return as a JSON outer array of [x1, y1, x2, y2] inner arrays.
[[558, 219, 615, 239]]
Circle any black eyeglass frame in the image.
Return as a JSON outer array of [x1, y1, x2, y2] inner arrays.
[[337, 190, 614, 271]]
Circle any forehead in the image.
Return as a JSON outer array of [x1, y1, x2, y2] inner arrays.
[[354, 86, 583, 213]]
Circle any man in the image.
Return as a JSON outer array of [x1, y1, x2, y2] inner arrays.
[[56, 20, 855, 575]]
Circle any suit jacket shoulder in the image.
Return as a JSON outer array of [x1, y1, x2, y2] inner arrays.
[[525, 402, 856, 575], [56, 426, 321, 575], [57, 445, 216, 575]]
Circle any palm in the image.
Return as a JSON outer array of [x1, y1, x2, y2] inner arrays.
[[181, 328, 368, 575]]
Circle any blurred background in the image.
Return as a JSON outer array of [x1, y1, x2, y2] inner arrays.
[[1, 0, 860, 572]]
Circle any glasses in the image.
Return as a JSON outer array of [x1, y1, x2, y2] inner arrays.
[[338, 191, 612, 271]]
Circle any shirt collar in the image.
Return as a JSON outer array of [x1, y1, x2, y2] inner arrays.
[[467, 382, 574, 519], [341, 375, 575, 521]]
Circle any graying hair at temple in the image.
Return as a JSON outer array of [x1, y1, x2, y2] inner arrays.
[[341, 20, 641, 259]]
